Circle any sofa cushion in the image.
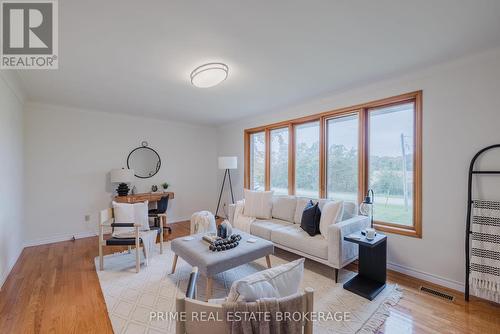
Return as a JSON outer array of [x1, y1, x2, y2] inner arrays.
[[272, 196, 296, 223], [319, 200, 343, 238], [294, 197, 316, 224], [250, 219, 292, 240], [271, 225, 328, 260], [319, 199, 358, 222], [300, 201, 321, 236], [244, 190, 274, 219], [341, 201, 357, 221]]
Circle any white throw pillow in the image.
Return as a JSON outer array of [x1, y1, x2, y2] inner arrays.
[[319, 200, 344, 238], [112, 201, 135, 234], [112, 201, 149, 235], [272, 196, 297, 223], [133, 201, 149, 231], [237, 281, 280, 301], [227, 258, 305, 302], [244, 190, 274, 219], [294, 198, 316, 224]]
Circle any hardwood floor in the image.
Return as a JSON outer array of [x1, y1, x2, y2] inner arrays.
[[1, 221, 499, 333]]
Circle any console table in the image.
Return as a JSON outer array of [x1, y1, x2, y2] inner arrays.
[[343, 232, 387, 300], [114, 192, 174, 203]]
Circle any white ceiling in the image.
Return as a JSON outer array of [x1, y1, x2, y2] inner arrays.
[[18, 0, 500, 125]]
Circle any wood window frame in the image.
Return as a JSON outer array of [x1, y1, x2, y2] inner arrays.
[[244, 91, 422, 238]]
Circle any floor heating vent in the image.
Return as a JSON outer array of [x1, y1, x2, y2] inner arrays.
[[419, 286, 454, 301]]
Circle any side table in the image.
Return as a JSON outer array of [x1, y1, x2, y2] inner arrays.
[[343, 232, 387, 300]]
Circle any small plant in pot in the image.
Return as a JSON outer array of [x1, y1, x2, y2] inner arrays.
[[161, 182, 169, 192]]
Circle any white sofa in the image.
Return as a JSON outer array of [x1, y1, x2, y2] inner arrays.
[[228, 196, 369, 282]]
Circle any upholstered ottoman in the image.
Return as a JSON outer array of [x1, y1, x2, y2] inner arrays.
[[171, 230, 274, 300]]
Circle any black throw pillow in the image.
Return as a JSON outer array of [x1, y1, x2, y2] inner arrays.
[[300, 201, 321, 236]]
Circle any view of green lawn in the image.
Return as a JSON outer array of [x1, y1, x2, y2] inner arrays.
[[374, 202, 412, 226]]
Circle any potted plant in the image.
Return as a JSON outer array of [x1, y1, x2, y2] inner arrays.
[[161, 182, 169, 192]]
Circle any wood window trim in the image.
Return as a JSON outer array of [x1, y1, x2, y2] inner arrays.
[[244, 91, 422, 238]]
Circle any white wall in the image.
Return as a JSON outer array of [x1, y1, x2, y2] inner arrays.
[[216, 47, 500, 291], [24, 104, 218, 246], [0, 72, 25, 287]]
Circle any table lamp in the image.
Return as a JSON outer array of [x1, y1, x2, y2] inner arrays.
[[360, 189, 374, 228], [111, 168, 134, 196]]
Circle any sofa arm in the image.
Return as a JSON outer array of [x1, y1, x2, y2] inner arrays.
[[227, 204, 237, 224], [327, 215, 370, 268]]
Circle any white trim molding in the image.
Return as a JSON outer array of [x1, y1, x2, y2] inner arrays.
[[0, 245, 24, 290], [23, 217, 191, 248], [388, 262, 464, 292], [23, 231, 98, 248], [0, 71, 26, 103]]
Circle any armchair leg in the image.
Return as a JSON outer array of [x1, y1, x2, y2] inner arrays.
[[160, 227, 164, 254], [128, 246, 131, 254], [171, 254, 178, 274], [159, 215, 164, 254], [135, 229, 140, 273], [334, 268, 339, 283], [136, 246, 140, 273], [99, 242, 103, 271]]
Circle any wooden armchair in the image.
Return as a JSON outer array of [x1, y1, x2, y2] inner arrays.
[[176, 267, 314, 334], [98, 208, 164, 273]]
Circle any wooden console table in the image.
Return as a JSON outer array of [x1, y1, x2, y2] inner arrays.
[[114, 192, 174, 204]]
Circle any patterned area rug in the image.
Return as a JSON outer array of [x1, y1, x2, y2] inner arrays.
[[95, 243, 401, 334]]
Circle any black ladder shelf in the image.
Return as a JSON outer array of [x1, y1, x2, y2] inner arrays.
[[465, 144, 500, 301]]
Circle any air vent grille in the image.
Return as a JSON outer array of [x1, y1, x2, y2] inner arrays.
[[419, 286, 454, 301]]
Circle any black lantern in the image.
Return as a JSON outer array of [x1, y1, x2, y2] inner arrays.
[[360, 189, 374, 228]]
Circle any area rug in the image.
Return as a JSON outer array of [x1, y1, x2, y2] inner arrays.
[[95, 243, 401, 334]]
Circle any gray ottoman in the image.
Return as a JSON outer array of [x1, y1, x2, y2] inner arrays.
[[171, 229, 274, 300]]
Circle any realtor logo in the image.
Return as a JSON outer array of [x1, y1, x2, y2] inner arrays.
[[1, 0, 58, 69]]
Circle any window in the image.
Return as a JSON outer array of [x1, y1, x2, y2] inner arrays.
[[368, 103, 414, 226], [295, 121, 320, 197], [270, 128, 289, 195], [249, 132, 265, 191], [326, 114, 359, 201], [244, 91, 422, 237]]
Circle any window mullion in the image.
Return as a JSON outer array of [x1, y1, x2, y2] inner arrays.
[[265, 129, 270, 191], [319, 117, 326, 198], [359, 108, 368, 205], [288, 124, 295, 196]]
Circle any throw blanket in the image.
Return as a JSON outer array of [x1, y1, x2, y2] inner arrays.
[[191, 210, 216, 234], [112, 229, 157, 266], [233, 200, 254, 233], [222, 293, 304, 334], [470, 200, 500, 303]]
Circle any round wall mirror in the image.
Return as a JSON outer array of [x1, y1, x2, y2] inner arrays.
[[127, 142, 161, 179]]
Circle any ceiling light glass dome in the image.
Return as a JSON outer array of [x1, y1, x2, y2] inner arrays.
[[190, 63, 229, 88]]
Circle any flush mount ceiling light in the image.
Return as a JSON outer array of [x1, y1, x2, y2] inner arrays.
[[190, 62, 229, 88]]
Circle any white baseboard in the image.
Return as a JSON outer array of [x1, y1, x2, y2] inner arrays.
[[388, 261, 465, 292], [23, 230, 98, 248], [22, 216, 191, 248], [166, 217, 191, 224], [0, 245, 24, 290]]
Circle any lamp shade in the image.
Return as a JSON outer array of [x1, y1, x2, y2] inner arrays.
[[218, 156, 237, 170], [110, 168, 134, 183]]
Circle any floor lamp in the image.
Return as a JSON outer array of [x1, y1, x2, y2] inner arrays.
[[215, 156, 237, 219]]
